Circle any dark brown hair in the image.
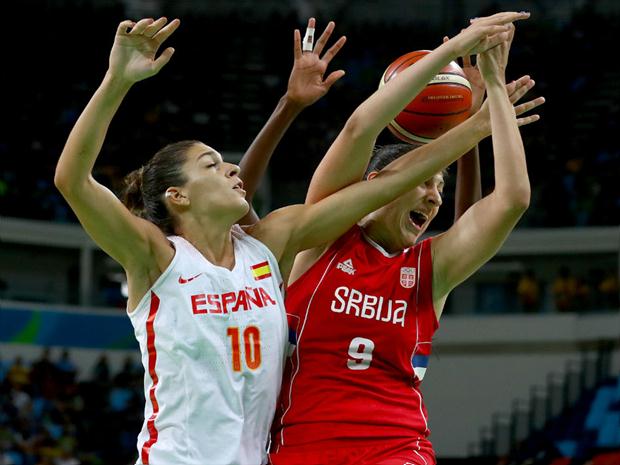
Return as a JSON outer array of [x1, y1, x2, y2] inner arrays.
[[364, 142, 448, 179], [121, 140, 199, 234]]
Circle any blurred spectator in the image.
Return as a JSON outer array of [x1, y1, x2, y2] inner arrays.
[[55, 350, 77, 387], [30, 349, 60, 399], [598, 269, 619, 309], [574, 276, 592, 311], [552, 266, 579, 312], [6, 357, 30, 389], [517, 269, 542, 313], [90, 355, 110, 386], [0, 355, 7, 385]]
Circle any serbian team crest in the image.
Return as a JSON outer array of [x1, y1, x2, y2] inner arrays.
[[400, 267, 416, 288]]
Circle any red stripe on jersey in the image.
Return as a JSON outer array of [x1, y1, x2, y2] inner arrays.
[[141, 291, 161, 464], [251, 260, 269, 270], [255, 272, 272, 280]]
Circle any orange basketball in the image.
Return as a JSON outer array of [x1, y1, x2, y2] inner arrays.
[[380, 50, 472, 143]]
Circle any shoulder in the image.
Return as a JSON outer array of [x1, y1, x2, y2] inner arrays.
[[243, 205, 306, 280], [245, 206, 303, 253]]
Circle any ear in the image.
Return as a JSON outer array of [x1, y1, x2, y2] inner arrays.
[[164, 187, 190, 207], [366, 170, 380, 181]]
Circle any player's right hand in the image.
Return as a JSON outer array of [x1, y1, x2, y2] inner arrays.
[[476, 75, 545, 133], [477, 23, 515, 82], [108, 17, 180, 84]]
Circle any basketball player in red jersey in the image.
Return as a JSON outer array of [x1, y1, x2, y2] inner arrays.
[[268, 17, 545, 465], [54, 15, 522, 465]]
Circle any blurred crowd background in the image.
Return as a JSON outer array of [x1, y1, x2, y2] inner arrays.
[[1, 348, 142, 465], [1, 0, 619, 229]]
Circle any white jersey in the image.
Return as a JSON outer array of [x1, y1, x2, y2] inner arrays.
[[128, 225, 288, 465]]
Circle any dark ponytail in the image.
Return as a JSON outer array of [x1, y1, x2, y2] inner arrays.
[[121, 140, 200, 235], [122, 166, 146, 218]]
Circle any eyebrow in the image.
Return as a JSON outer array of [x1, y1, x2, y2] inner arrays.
[[197, 151, 219, 162]]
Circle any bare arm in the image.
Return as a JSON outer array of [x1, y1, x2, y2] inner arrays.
[[54, 18, 179, 272], [453, 50, 485, 220], [237, 96, 305, 224], [432, 24, 543, 315], [253, 112, 489, 279], [237, 18, 346, 224], [454, 147, 482, 220], [454, 55, 542, 223], [304, 12, 529, 205]]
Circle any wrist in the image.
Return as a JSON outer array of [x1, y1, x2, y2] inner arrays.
[[103, 71, 134, 94], [469, 111, 491, 139], [481, 72, 506, 88], [280, 93, 306, 115], [436, 39, 460, 63]]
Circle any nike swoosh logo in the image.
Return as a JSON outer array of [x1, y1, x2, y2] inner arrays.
[[178, 273, 203, 284]]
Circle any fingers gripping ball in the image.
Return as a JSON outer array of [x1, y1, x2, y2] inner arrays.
[[381, 50, 473, 144]]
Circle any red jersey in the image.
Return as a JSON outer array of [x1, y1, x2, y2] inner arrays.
[[271, 226, 438, 458]]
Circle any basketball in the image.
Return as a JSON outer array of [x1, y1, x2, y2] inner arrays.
[[380, 50, 472, 143]]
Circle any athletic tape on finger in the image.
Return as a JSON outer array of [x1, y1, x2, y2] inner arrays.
[[302, 27, 315, 52]]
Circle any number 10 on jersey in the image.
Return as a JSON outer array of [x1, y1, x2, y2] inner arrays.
[[227, 326, 262, 372]]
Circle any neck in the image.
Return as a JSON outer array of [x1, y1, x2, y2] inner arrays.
[[178, 216, 236, 269], [358, 214, 399, 255]]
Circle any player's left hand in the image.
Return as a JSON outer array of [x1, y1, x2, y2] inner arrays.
[[443, 36, 485, 113], [286, 18, 347, 107]]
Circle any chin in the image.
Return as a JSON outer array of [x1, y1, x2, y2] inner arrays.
[[238, 200, 250, 216]]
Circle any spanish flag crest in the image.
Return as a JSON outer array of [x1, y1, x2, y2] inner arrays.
[[251, 261, 272, 281]]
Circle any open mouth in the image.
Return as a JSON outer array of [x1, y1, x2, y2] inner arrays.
[[233, 180, 245, 193], [409, 210, 428, 229]]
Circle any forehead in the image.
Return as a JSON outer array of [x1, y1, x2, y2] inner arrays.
[[186, 143, 223, 162]]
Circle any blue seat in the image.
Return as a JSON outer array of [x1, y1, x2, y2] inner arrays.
[[585, 387, 615, 430], [596, 411, 620, 447]]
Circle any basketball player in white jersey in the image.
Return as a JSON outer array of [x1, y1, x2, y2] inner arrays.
[[54, 15, 525, 465]]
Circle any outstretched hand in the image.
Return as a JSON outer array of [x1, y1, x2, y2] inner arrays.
[[478, 75, 545, 129], [286, 18, 347, 107], [109, 17, 180, 84], [447, 11, 528, 59], [443, 36, 485, 113]]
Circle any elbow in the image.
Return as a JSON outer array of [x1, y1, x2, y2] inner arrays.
[[53, 167, 74, 197], [54, 166, 85, 199], [53, 168, 68, 194], [498, 187, 530, 215], [343, 111, 374, 141], [512, 185, 531, 212]]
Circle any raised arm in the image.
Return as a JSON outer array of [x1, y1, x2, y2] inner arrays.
[[252, 70, 543, 282], [304, 12, 528, 204], [54, 18, 179, 272], [237, 18, 346, 224], [454, 49, 485, 220], [250, 12, 535, 279], [432, 23, 544, 314]]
